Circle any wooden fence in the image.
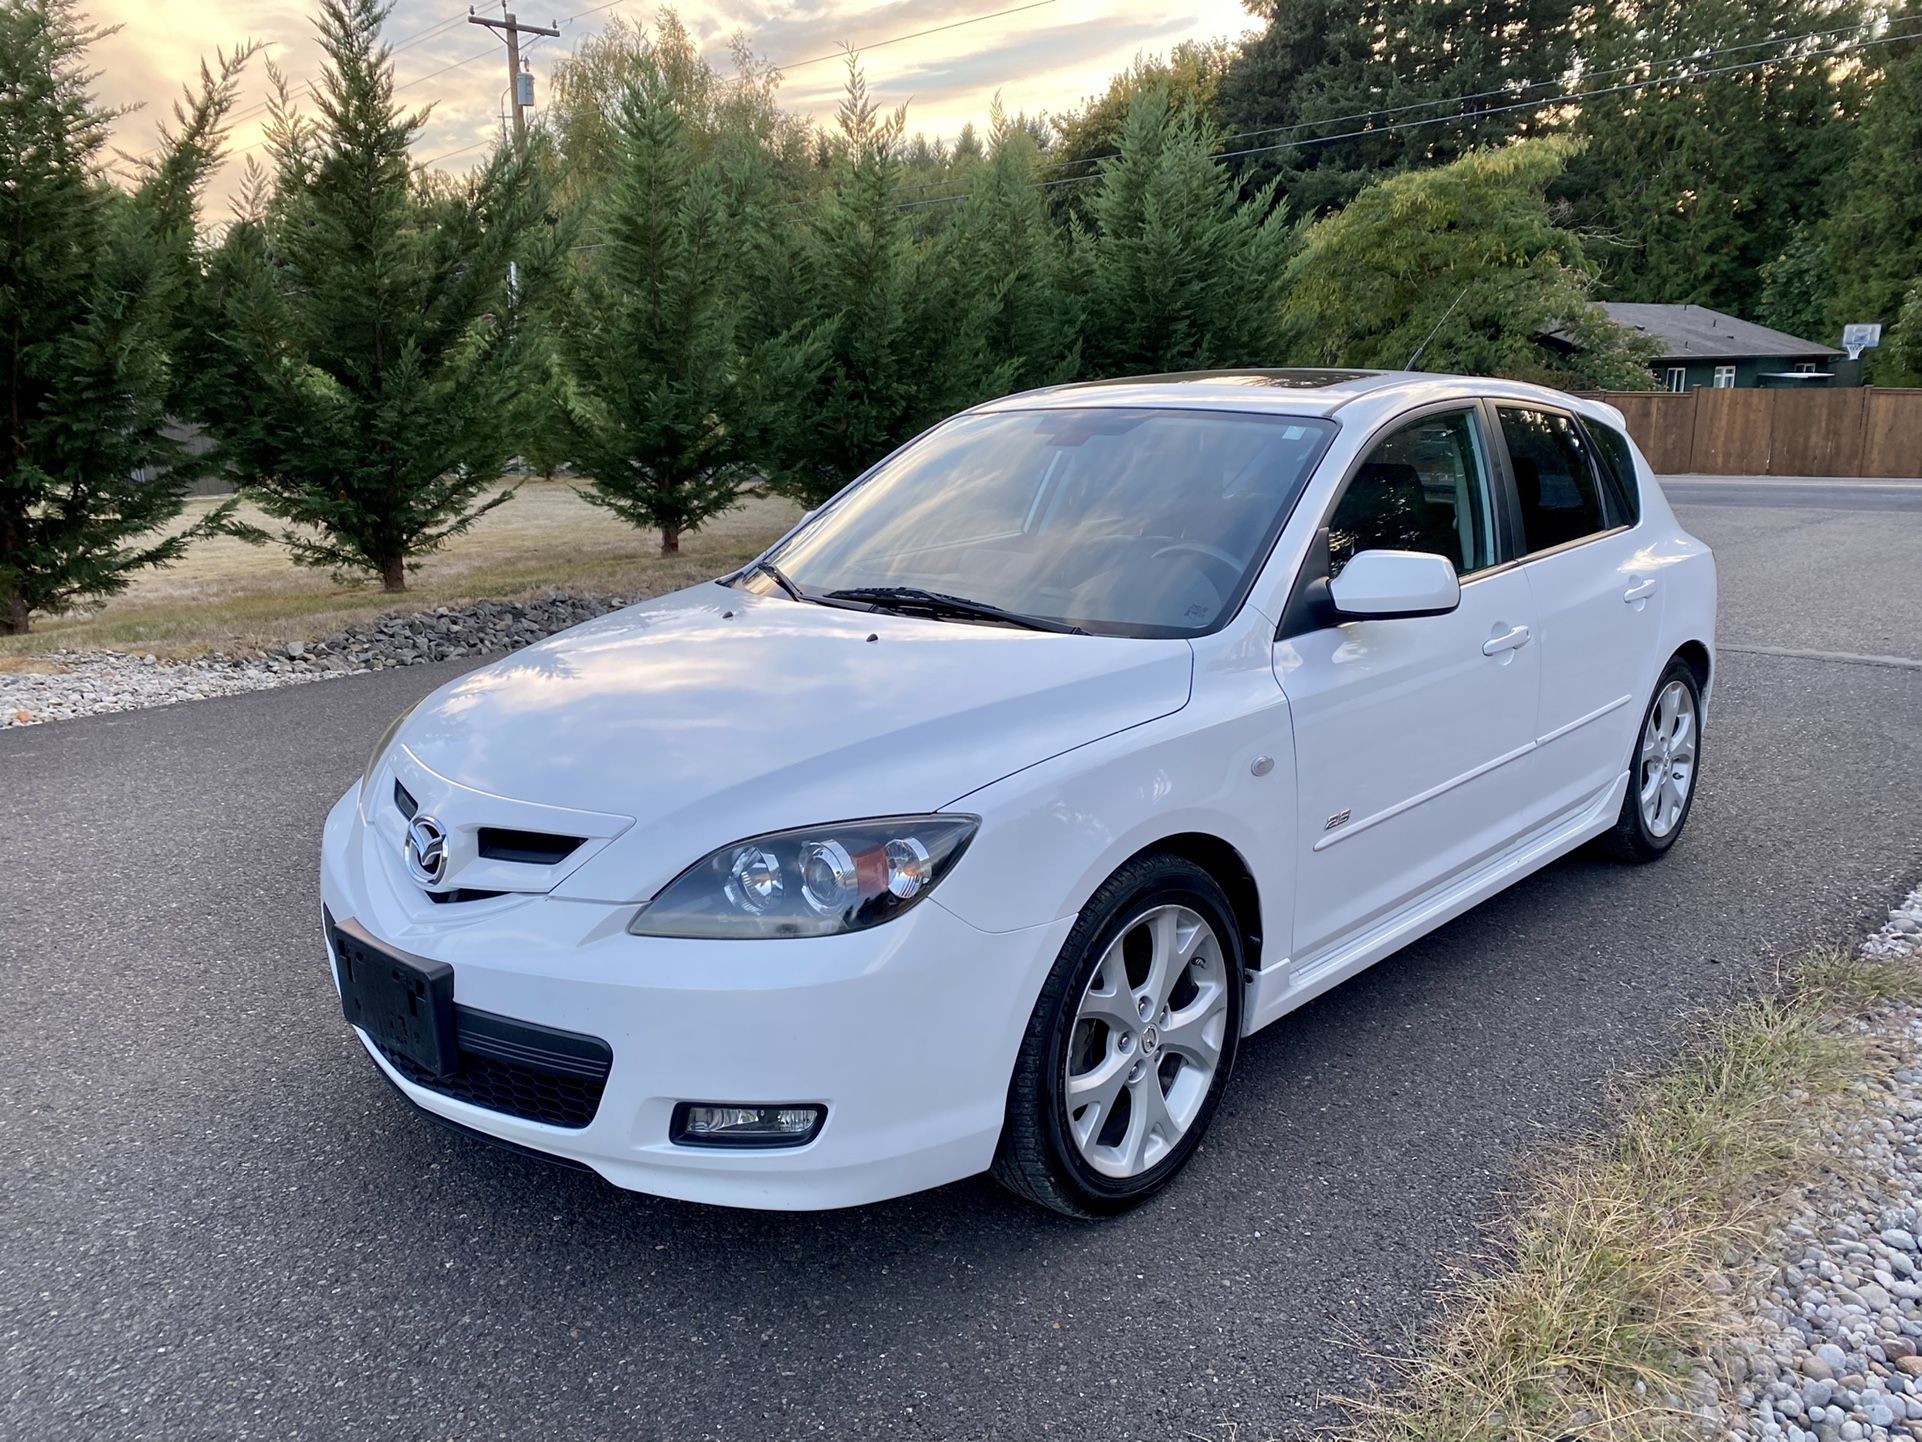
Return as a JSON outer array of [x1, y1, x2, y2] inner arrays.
[[1571, 387, 1922, 478]]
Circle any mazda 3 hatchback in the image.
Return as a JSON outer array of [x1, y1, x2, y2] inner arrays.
[[322, 369, 1716, 1217]]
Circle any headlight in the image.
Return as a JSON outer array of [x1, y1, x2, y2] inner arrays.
[[358, 702, 418, 814], [629, 816, 979, 939]]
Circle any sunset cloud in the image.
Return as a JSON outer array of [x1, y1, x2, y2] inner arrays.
[[87, 0, 1255, 212]]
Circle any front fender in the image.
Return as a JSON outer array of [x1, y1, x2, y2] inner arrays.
[[934, 627, 1295, 958]]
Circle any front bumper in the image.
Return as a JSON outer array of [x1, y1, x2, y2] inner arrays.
[[320, 786, 1073, 1210]]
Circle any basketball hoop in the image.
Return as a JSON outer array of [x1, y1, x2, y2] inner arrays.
[[1843, 322, 1882, 363]]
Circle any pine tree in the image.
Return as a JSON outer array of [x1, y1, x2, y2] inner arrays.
[[1279, 138, 1659, 390], [0, 0, 249, 635], [195, 0, 556, 592], [1565, 0, 1870, 317], [767, 62, 988, 506], [1822, 10, 1922, 371], [546, 66, 820, 553], [1043, 43, 1232, 223], [937, 102, 1073, 391], [1073, 85, 1293, 376]]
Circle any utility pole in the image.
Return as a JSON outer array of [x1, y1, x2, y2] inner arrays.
[[468, 8, 558, 145]]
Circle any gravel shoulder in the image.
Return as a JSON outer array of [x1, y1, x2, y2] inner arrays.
[[1, 591, 628, 726], [1724, 887, 1922, 1442]]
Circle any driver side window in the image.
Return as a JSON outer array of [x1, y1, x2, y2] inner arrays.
[[1327, 409, 1496, 578]]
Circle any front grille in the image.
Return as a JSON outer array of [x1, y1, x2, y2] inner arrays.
[[478, 827, 585, 865], [394, 779, 584, 868]]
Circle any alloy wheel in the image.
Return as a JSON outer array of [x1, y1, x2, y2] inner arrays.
[[1063, 904, 1230, 1179], [1638, 678, 1697, 838]]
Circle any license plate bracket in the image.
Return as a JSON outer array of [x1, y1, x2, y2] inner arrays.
[[331, 917, 457, 1078]]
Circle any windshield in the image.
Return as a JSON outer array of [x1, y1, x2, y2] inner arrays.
[[759, 407, 1337, 638]]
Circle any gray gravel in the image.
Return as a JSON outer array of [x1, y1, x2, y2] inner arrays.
[[0, 591, 630, 726], [0, 649, 354, 725], [1721, 885, 1922, 1442]]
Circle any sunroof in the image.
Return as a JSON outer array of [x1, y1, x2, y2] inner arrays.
[[1072, 368, 1380, 390]]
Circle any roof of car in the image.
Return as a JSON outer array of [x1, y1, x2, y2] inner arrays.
[[978, 368, 1611, 421]]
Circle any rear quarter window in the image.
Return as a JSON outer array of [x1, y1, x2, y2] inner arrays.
[[1584, 419, 1643, 527]]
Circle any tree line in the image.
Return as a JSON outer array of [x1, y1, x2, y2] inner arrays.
[[4, 0, 1919, 634]]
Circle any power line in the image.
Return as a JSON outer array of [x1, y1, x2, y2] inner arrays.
[[421, 137, 492, 166], [570, 17, 1922, 244], [888, 16, 1922, 211], [773, 0, 1057, 75], [559, 0, 631, 23], [128, 10, 482, 163], [890, 10, 1922, 203], [419, 0, 1060, 170], [395, 42, 499, 94]]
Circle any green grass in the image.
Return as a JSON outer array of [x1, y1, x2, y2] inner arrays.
[[1332, 945, 1922, 1442]]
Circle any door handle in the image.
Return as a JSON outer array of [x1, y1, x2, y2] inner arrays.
[[1482, 624, 1531, 656], [1623, 578, 1658, 603]]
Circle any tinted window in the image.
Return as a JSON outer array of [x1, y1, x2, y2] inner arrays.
[[1583, 419, 1643, 525], [1328, 409, 1494, 577], [1500, 407, 1610, 553], [765, 408, 1336, 638]]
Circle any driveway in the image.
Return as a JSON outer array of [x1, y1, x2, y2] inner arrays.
[[3, 478, 1920, 1441]]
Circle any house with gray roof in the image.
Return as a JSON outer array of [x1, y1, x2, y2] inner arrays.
[[1599, 303, 1847, 390]]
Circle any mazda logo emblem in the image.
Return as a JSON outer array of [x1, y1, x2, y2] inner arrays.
[[405, 815, 449, 887]]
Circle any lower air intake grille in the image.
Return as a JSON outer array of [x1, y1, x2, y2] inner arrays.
[[378, 1037, 608, 1129]]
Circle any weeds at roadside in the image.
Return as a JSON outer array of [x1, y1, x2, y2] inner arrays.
[[1329, 945, 1922, 1442]]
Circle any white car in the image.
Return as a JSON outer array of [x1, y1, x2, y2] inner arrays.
[[322, 370, 1715, 1217]]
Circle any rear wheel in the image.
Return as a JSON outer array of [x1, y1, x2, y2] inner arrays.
[[992, 854, 1242, 1218], [1601, 658, 1703, 862]]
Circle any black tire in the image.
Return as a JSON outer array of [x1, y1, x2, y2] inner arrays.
[[992, 852, 1244, 1218], [1600, 656, 1704, 863]]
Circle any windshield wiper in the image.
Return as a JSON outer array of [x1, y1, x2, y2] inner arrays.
[[741, 559, 807, 603], [824, 586, 1084, 635]]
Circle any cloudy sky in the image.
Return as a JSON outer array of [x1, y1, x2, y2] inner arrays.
[[92, 0, 1257, 212]]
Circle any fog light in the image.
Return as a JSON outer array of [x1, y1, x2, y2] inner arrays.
[[671, 1102, 825, 1148]]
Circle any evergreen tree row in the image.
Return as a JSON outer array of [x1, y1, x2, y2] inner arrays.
[[9, 0, 1915, 632]]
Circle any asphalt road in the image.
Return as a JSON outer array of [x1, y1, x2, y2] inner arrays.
[[4, 476, 1921, 1442]]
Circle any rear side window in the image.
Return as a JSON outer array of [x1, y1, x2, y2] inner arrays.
[[1583, 419, 1643, 526], [1498, 407, 1611, 554]]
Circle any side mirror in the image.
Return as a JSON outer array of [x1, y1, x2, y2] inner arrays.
[[1327, 549, 1461, 620]]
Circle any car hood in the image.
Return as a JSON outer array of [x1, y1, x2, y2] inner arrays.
[[392, 583, 1192, 902]]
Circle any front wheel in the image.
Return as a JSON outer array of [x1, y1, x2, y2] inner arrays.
[[1601, 658, 1703, 862], [992, 854, 1243, 1218]]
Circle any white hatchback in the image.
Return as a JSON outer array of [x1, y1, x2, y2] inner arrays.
[[322, 369, 1715, 1216]]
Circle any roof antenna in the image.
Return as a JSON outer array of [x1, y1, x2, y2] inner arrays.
[[1405, 287, 1470, 371]]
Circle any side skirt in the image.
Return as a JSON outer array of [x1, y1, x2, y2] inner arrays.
[[1241, 770, 1629, 1035]]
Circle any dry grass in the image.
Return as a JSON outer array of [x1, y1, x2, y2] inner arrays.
[[1332, 946, 1922, 1442], [0, 481, 802, 660]]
